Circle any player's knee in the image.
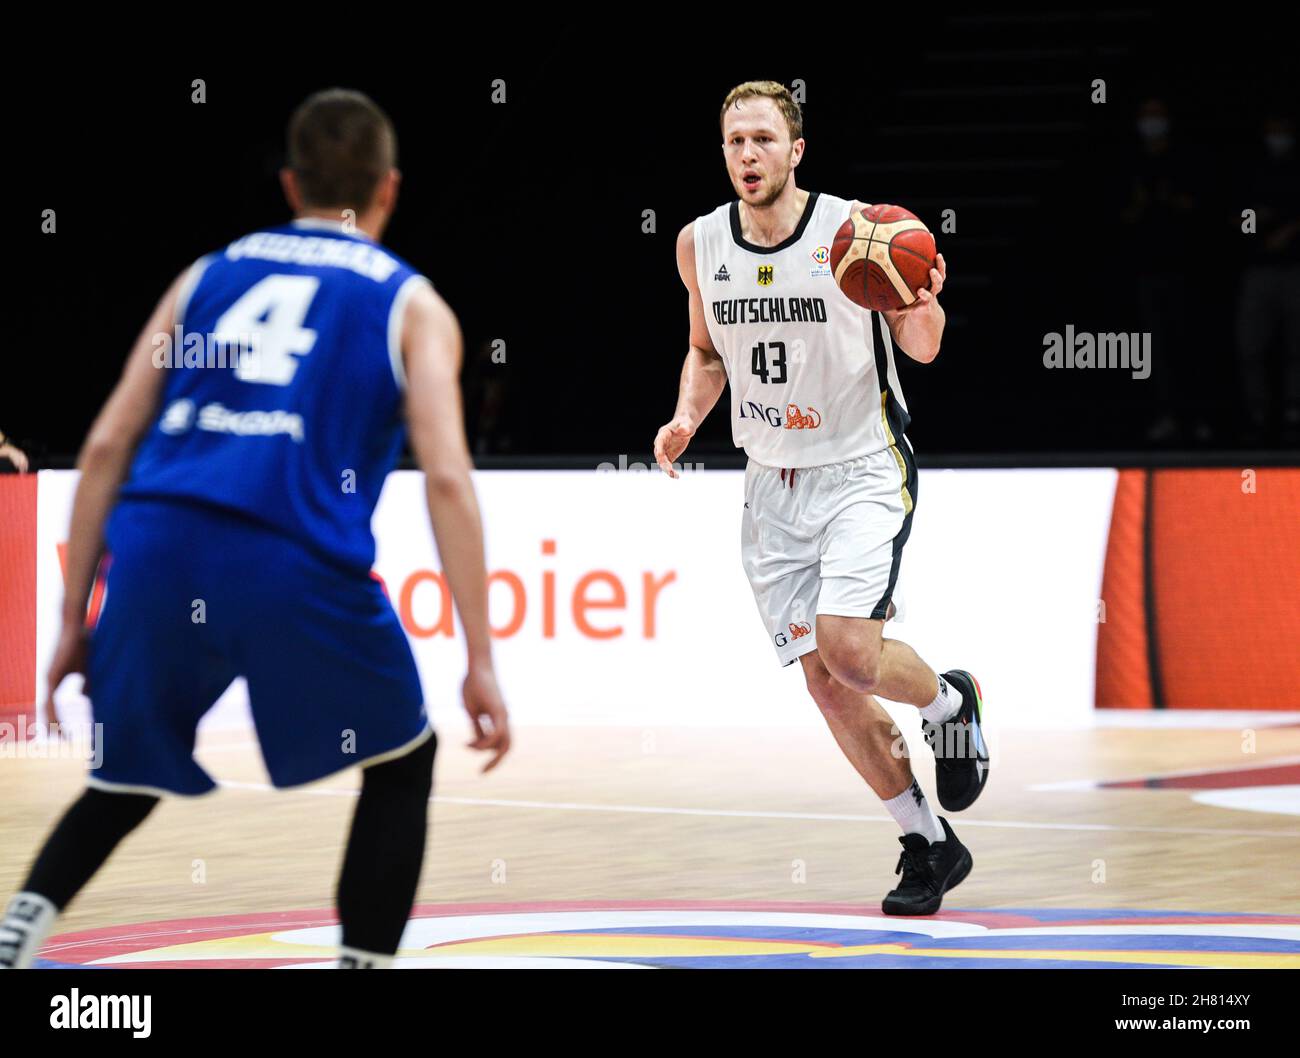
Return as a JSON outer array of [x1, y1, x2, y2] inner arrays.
[[820, 647, 882, 696], [362, 732, 437, 800], [82, 787, 161, 830], [848, 665, 883, 695], [805, 662, 876, 723], [809, 682, 855, 724], [803, 667, 838, 713]]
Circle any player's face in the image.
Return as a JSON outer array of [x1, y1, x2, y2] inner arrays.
[[721, 98, 802, 207]]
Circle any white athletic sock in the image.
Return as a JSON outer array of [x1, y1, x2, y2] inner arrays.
[[919, 673, 963, 724], [883, 779, 944, 844], [0, 892, 59, 970], [338, 945, 394, 969]]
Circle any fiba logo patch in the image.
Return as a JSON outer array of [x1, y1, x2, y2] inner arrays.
[[757, 265, 774, 286], [159, 399, 195, 435], [810, 246, 832, 278]]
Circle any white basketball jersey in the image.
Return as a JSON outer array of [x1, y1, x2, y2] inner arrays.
[[694, 191, 911, 468]]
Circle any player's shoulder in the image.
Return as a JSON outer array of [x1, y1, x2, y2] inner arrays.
[[677, 208, 724, 282], [681, 201, 734, 256], [813, 190, 858, 216], [676, 218, 698, 251], [688, 201, 733, 234], [702, 200, 733, 220]]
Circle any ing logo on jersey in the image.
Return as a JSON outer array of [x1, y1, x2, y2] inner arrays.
[[785, 404, 822, 430], [788, 621, 812, 640], [757, 265, 774, 286]]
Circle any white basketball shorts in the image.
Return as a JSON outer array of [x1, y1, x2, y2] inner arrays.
[[740, 443, 918, 667]]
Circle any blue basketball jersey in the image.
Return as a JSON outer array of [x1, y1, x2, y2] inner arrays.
[[121, 217, 428, 572]]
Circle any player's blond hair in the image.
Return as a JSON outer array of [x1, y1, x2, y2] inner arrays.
[[719, 81, 803, 141]]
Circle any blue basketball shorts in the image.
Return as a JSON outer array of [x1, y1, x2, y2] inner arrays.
[[84, 498, 430, 796]]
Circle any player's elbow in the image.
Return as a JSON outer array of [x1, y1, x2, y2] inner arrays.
[[906, 343, 941, 365], [77, 428, 132, 470], [423, 464, 474, 500]]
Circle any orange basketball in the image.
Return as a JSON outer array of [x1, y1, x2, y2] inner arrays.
[[830, 204, 936, 312]]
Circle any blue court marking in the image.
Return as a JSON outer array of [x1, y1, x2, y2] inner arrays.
[[545, 924, 1299, 953]]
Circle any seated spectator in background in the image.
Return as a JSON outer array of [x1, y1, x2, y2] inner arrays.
[[0, 429, 29, 473], [1236, 113, 1300, 445], [1121, 98, 1207, 444], [462, 340, 513, 455]]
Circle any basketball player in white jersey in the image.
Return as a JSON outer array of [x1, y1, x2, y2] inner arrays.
[[654, 81, 989, 915]]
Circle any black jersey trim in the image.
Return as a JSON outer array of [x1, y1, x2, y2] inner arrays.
[[871, 433, 918, 620], [728, 192, 821, 255]]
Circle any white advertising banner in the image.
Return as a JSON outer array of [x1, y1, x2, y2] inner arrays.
[[36, 467, 1116, 733]]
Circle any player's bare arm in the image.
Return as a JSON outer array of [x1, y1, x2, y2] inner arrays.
[[852, 201, 947, 364], [654, 222, 728, 478], [45, 270, 188, 720], [403, 282, 511, 771]]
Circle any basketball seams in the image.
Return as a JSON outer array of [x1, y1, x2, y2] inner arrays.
[[830, 204, 935, 310]]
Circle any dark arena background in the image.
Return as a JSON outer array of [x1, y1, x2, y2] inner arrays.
[[2, 11, 1297, 1039]]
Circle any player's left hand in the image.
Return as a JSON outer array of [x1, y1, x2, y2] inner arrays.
[[45, 618, 89, 733], [463, 663, 511, 773], [896, 253, 945, 312]]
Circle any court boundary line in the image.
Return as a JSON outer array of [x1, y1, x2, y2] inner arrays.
[[213, 780, 1300, 839]]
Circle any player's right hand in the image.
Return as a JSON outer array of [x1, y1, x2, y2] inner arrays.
[[653, 415, 696, 478], [44, 618, 88, 736], [462, 662, 511, 773]]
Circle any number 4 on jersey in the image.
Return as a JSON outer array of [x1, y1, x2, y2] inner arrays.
[[751, 340, 787, 384], [213, 274, 321, 386]]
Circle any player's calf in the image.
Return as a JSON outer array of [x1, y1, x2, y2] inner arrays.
[[336, 731, 437, 967]]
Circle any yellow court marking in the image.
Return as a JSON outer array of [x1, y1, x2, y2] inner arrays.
[[427, 933, 828, 959], [96, 932, 829, 963]]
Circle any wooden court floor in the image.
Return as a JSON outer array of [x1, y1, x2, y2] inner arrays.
[[4, 717, 1299, 954]]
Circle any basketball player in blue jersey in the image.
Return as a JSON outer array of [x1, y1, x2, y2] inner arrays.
[[0, 89, 509, 970], [654, 81, 988, 915]]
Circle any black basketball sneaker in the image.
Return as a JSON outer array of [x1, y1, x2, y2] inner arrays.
[[881, 817, 972, 916], [923, 670, 989, 812]]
